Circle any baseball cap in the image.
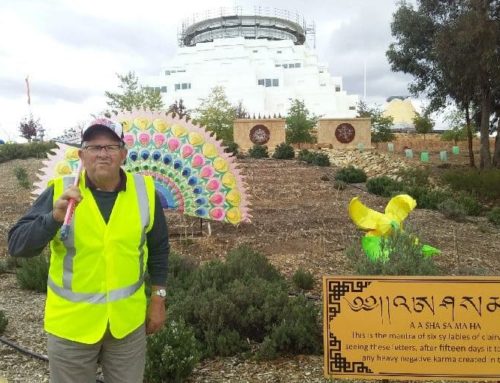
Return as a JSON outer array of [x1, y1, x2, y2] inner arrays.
[[82, 117, 124, 143]]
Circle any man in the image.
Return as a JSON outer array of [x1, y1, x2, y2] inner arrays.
[[8, 117, 169, 383]]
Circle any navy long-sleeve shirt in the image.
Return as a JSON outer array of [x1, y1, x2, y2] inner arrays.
[[8, 174, 169, 287]]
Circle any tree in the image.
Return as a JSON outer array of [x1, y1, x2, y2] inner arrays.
[[195, 86, 236, 142], [387, 0, 500, 168], [105, 71, 164, 112], [357, 101, 395, 143], [19, 115, 42, 142], [167, 99, 189, 119], [233, 100, 249, 119], [285, 99, 318, 145], [413, 111, 434, 140]]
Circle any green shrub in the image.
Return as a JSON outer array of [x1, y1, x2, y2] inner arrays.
[[397, 168, 430, 187], [292, 268, 314, 291], [256, 295, 321, 360], [0, 142, 57, 163], [438, 199, 467, 222], [311, 152, 330, 167], [366, 176, 402, 197], [441, 169, 500, 200], [456, 194, 482, 216], [16, 254, 49, 292], [272, 142, 295, 159], [403, 186, 448, 210], [346, 229, 440, 276], [0, 310, 7, 335], [248, 144, 269, 159], [335, 166, 367, 183], [297, 149, 313, 162], [145, 320, 200, 383], [167, 246, 322, 360], [223, 141, 239, 156], [333, 180, 347, 191], [487, 207, 500, 226], [297, 150, 330, 166], [13, 166, 31, 189]]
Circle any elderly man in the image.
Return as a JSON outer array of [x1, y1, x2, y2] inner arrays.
[[8, 118, 169, 383]]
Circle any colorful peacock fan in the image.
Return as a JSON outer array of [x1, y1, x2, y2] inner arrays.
[[33, 112, 251, 225]]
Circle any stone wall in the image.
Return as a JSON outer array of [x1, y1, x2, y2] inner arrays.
[[317, 118, 371, 149], [234, 119, 286, 152]]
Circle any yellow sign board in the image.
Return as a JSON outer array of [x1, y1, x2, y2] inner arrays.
[[323, 276, 500, 380]]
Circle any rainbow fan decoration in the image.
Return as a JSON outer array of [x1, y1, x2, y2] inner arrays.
[[34, 112, 251, 225]]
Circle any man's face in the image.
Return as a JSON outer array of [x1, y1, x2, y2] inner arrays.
[[78, 132, 127, 182]]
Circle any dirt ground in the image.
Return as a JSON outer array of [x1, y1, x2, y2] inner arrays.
[[0, 150, 499, 382]]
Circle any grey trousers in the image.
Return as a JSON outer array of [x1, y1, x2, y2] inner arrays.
[[47, 324, 146, 383]]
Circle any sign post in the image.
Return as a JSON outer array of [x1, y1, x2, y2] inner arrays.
[[323, 276, 500, 380]]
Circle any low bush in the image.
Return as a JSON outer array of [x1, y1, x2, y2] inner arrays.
[[0, 310, 7, 335], [403, 186, 448, 210], [487, 207, 500, 226], [311, 152, 330, 167], [297, 149, 330, 166], [455, 194, 482, 216], [437, 199, 467, 222], [292, 268, 314, 291], [223, 141, 239, 156], [0, 142, 57, 163], [333, 180, 347, 191], [272, 143, 295, 159], [441, 169, 500, 200], [248, 145, 269, 159], [13, 166, 31, 189], [366, 176, 402, 197], [145, 320, 200, 383], [335, 166, 367, 183], [346, 229, 440, 276], [167, 246, 322, 360], [297, 149, 313, 162], [16, 253, 49, 293], [397, 168, 430, 187]]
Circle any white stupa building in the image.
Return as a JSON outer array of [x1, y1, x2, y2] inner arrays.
[[149, 7, 358, 118]]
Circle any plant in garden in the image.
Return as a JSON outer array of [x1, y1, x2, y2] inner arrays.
[[272, 142, 295, 159], [16, 253, 49, 293], [334, 166, 367, 183], [292, 268, 314, 291], [487, 207, 500, 226], [248, 144, 269, 159], [13, 166, 30, 189], [145, 320, 200, 383], [0, 310, 7, 335]]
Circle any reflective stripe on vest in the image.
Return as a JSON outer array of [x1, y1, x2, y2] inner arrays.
[[48, 173, 150, 304]]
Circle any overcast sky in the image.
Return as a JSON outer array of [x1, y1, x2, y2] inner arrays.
[[0, 0, 418, 141]]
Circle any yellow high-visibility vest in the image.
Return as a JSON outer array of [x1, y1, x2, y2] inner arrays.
[[45, 171, 155, 344]]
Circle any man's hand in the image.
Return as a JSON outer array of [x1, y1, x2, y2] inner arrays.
[[146, 295, 166, 335], [52, 185, 82, 223]]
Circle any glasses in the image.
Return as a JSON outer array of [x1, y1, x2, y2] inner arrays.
[[83, 144, 123, 154]]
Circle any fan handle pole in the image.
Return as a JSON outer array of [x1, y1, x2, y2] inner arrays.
[[60, 162, 83, 241]]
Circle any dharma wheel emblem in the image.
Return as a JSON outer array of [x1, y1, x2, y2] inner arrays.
[[335, 123, 355, 144], [250, 124, 270, 145]]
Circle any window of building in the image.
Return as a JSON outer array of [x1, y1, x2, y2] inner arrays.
[[160, 86, 167, 93], [349, 106, 356, 110], [320, 84, 326, 87], [275, 64, 281, 67], [283, 64, 288, 68], [257, 78, 279, 87], [165, 70, 170, 76], [295, 63, 301, 68], [253, 49, 258, 53], [277, 50, 282, 54], [335, 85, 341, 92], [175, 84, 180, 91]]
